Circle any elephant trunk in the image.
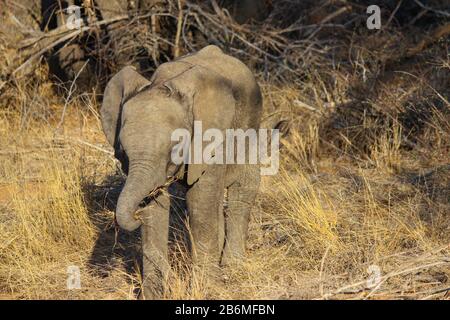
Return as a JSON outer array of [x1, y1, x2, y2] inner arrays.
[[115, 163, 163, 232]]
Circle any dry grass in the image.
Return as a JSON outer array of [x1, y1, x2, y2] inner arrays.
[[0, 0, 449, 300], [1, 89, 448, 299]]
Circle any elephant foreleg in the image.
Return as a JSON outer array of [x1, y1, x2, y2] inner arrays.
[[222, 165, 260, 266], [140, 192, 170, 299], [186, 166, 226, 275]]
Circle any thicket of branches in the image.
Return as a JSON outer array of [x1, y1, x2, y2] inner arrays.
[[2, 0, 449, 89], [1, 0, 448, 154]]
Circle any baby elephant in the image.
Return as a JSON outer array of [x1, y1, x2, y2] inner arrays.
[[100, 45, 262, 299]]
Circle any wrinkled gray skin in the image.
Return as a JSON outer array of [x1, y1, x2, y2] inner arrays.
[[101, 45, 262, 299]]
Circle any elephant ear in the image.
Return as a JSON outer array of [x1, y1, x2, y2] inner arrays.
[[186, 73, 236, 185], [100, 66, 150, 148]]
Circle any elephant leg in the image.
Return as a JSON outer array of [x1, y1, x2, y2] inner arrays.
[[222, 165, 260, 266], [186, 166, 225, 275], [140, 192, 170, 299]]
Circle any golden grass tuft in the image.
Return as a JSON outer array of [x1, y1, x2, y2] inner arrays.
[[269, 169, 340, 252]]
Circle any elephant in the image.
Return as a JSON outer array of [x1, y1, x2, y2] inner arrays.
[[100, 45, 262, 298]]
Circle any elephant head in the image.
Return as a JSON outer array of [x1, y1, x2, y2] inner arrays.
[[101, 65, 236, 231]]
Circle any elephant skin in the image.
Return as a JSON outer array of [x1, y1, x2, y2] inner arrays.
[[100, 45, 262, 299]]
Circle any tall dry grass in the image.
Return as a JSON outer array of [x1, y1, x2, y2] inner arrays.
[[1, 58, 449, 299], [0, 101, 448, 299]]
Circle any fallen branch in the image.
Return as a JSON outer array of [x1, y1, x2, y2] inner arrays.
[[54, 136, 114, 156], [5, 11, 174, 82], [384, 22, 450, 66], [321, 259, 449, 299], [173, 0, 185, 58], [11, 14, 129, 78], [413, 0, 450, 18], [406, 23, 450, 57]]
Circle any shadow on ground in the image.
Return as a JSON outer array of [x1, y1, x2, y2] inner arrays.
[[82, 174, 190, 296]]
